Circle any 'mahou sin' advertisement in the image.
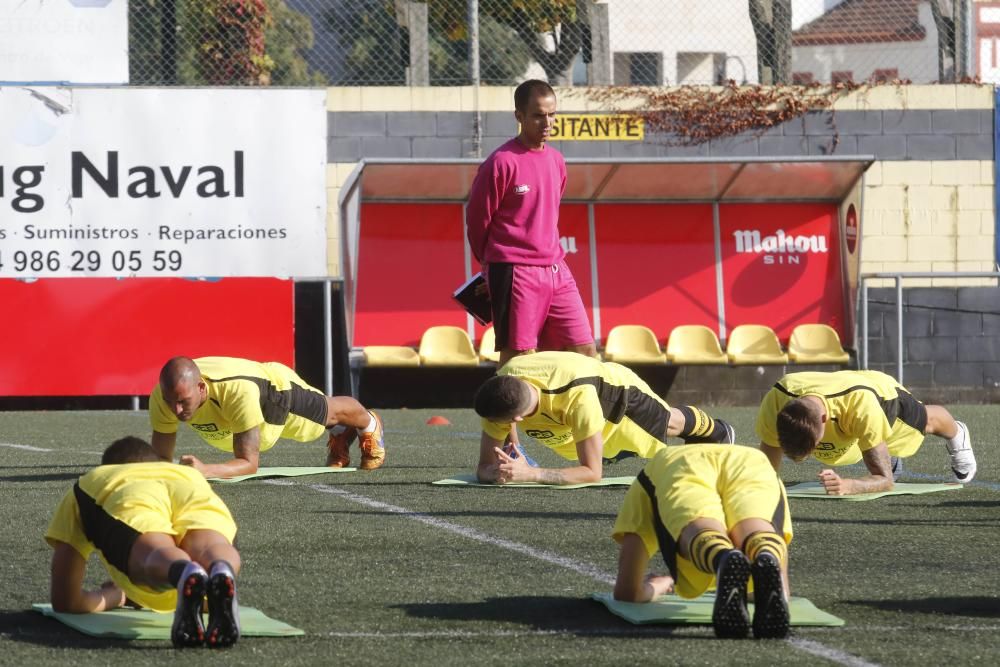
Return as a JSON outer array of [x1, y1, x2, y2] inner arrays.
[[0, 87, 327, 278]]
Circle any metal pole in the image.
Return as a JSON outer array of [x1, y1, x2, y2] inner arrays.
[[131, 396, 140, 411], [861, 279, 868, 369], [895, 276, 903, 383], [468, 0, 482, 158], [712, 203, 727, 343], [323, 279, 333, 396]]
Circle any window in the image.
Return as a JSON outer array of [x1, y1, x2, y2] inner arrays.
[[613, 52, 662, 85], [676, 52, 727, 85], [831, 71, 854, 84], [792, 71, 815, 84], [870, 68, 899, 83]]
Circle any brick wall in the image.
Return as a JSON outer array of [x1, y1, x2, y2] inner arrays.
[[324, 84, 995, 280], [862, 286, 1000, 403]]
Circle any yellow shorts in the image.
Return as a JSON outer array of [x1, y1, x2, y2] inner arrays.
[[613, 446, 792, 599], [101, 478, 237, 612], [259, 363, 329, 451], [884, 421, 925, 459]]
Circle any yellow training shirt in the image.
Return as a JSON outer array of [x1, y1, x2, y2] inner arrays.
[[482, 351, 672, 460], [756, 370, 911, 466], [45, 462, 236, 612], [149, 357, 327, 452]]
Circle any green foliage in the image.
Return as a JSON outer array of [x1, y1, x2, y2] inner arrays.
[[128, 0, 323, 85], [267, 0, 328, 85], [326, 1, 407, 85], [326, 0, 532, 85]]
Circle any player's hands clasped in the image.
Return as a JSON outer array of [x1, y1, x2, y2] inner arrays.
[[493, 446, 532, 484], [818, 468, 850, 495]]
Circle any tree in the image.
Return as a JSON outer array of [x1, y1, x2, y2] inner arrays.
[[325, 0, 532, 85], [266, 0, 328, 85], [929, 0, 966, 83], [128, 0, 323, 85], [748, 0, 792, 85], [430, 0, 586, 84]]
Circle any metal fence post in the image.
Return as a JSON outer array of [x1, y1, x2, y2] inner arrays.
[[895, 275, 903, 383], [861, 278, 868, 369]]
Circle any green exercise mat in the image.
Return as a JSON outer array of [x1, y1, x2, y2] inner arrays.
[[432, 473, 635, 489], [209, 466, 357, 483], [32, 603, 304, 639], [591, 592, 844, 627], [785, 481, 962, 501]]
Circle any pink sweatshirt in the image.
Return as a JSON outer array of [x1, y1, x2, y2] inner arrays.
[[465, 138, 567, 266]]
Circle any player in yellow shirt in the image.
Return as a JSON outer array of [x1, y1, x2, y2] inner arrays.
[[149, 356, 385, 479], [756, 370, 976, 495], [46, 437, 242, 648], [612, 445, 792, 639], [472, 351, 735, 486]]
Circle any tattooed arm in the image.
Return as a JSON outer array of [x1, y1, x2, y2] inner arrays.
[[495, 432, 604, 486]]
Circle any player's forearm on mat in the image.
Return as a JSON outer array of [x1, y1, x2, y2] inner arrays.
[[846, 475, 893, 494], [202, 458, 258, 478], [476, 464, 499, 483], [532, 467, 600, 485]]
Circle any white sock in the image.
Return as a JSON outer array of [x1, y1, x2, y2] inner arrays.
[[946, 424, 966, 449], [209, 560, 235, 578], [360, 412, 377, 434]]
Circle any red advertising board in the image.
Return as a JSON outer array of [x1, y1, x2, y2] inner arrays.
[[719, 203, 843, 341], [558, 204, 594, 328], [354, 203, 467, 347], [594, 204, 719, 342], [350, 202, 847, 350], [0, 278, 294, 396]]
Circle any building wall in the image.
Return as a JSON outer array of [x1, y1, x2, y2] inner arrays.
[[863, 286, 1000, 402], [324, 83, 995, 284], [792, 3, 940, 84]]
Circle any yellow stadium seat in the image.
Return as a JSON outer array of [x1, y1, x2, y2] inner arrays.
[[665, 325, 727, 364], [787, 324, 850, 364], [363, 346, 420, 367], [726, 325, 789, 365], [603, 325, 666, 364], [479, 327, 500, 363], [418, 326, 480, 366]]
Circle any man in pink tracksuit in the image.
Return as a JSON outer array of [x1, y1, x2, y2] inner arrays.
[[466, 79, 597, 368]]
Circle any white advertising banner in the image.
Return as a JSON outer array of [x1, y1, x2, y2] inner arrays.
[[0, 87, 328, 277], [0, 0, 128, 85]]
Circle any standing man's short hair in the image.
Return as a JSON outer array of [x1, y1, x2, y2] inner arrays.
[[102, 436, 162, 465], [514, 79, 556, 111], [776, 399, 825, 460], [474, 376, 534, 421]]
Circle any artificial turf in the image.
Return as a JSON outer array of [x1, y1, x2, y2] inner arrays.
[[0, 406, 997, 666]]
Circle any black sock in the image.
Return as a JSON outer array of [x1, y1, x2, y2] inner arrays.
[[167, 560, 190, 587]]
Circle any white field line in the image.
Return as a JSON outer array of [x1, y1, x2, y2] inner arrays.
[[305, 483, 615, 585], [298, 482, 879, 666], [788, 638, 881, 667], [0, 442, 53, 452], [0, 442, 107, 456]]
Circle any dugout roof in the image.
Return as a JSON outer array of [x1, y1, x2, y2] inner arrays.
[[350, 156, 875, 203]]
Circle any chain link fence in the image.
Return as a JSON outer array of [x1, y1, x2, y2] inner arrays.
[[128, 0, 976, 87]]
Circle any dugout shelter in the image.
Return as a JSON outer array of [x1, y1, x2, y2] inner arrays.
[[339, 155, 872, 378]]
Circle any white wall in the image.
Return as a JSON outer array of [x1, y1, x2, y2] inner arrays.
[[792, 3, 940, 83], [606, 0, 760, 84]]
